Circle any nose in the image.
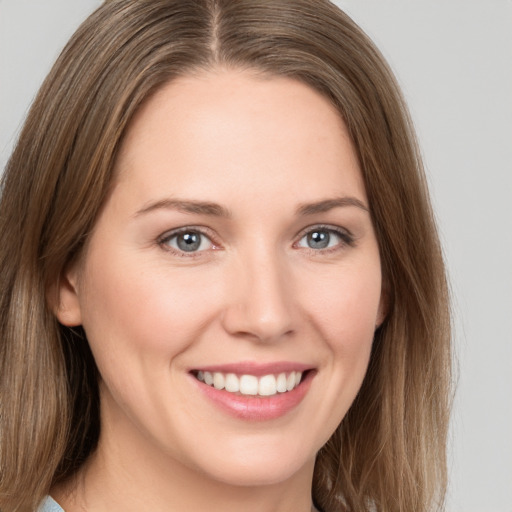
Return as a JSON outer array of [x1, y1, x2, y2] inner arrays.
[[221, 249, 296, 343]]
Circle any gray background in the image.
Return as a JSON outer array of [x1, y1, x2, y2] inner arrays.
[[1, 1, 511, 511]]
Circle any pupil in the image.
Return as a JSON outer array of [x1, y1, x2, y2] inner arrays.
[[177, 232, 201, 252], [308, 230, 329, 249]]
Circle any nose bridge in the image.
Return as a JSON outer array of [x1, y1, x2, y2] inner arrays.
[[222, 243, 295, 342]]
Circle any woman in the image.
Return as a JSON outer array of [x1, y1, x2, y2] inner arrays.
[[0, 1, 451, 511]]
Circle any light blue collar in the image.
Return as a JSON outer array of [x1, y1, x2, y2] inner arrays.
[[37, 496, 64, 512]]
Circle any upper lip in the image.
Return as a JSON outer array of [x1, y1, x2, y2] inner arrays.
[[190, 361, 314, 377]]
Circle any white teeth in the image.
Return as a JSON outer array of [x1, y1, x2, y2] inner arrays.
[[258, 374, 277, 396], [286, 372, 295, 391], [195, 370, 304, 396], [240, 375, 259, 395], [213, 372, 225, 390], [224, 373, 240, 392], [276, 372, 287, 393]]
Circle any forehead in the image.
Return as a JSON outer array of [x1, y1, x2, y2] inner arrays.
[[114, 68, 366, 206]]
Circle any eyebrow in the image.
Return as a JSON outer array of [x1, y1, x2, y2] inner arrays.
[[296, 197, 369, 215], [134, 195, 368, 219], [134, 198, 232, 218]]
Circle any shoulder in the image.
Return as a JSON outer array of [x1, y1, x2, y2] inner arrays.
[[37, 496, 65, 512]]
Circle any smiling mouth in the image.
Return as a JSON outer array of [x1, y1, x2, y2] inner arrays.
[[192, 370, 307, 397]]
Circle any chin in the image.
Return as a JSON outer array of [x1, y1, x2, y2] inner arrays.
[[177, 432, 319, 489], [202, 455, 314, 488]]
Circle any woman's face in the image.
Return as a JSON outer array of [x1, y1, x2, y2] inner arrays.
[[58, 69, 384, 487]]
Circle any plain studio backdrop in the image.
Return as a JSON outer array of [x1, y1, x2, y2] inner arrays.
[[1, 1, 511, 511]]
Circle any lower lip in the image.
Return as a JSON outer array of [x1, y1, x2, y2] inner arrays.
[[192, 371, 315, 421]]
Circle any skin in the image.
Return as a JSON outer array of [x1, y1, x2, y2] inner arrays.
[[54, 69, 385, 512]]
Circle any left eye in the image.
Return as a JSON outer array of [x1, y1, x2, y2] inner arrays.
[[297, 228, 346, 250], [162, 230, 213, 253]]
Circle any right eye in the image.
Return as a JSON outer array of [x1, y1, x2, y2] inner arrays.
[[159, 229, 214, 254]]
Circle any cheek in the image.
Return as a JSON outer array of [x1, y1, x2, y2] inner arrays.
[[330, 280, 379, 383], [285, 262, 381, 448], [300, 262, 382, 347], [76, 255, 225, 431], [78, 253, 224, 366], [300, 261, 380, 391]]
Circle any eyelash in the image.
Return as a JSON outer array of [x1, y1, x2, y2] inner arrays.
[[157, 226, 219, 258], [294, 224, 356, 254], [157, 224, 355, 257]]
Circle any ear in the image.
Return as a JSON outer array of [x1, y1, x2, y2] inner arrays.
[[48, 265, 83, 327]]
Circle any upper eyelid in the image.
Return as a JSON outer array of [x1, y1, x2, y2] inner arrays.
[[158, 225, 216, 243], [294, 223, 354, 239]]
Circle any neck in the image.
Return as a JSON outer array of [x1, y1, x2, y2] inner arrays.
[[53, 456, 316, 512]]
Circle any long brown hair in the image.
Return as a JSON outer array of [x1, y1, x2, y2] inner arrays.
[[0, 1, 451, 511]]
